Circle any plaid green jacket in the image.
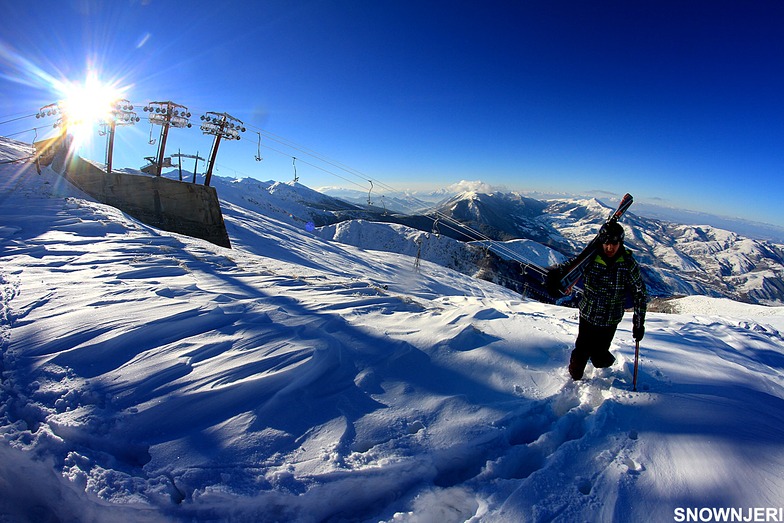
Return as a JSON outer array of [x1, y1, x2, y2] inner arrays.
[[579, 248, 647, 328]]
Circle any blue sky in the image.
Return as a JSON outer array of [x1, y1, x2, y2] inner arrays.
[[1, 1, 783, 227]]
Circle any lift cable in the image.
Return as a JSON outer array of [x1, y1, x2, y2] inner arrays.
[[23, 99, 543, 270], [0, 112, 38, 127]]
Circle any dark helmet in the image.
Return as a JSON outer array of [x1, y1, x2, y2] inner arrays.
[[600, 222, 624, 244]]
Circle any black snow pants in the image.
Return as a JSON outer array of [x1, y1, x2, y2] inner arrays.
[[569, 317, 618, 380]]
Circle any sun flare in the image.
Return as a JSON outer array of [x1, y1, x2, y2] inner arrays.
[[55, 71, 125, 148]]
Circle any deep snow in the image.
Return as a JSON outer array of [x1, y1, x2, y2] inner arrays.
[[1, 139, 783, 522]]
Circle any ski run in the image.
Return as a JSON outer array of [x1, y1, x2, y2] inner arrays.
[[1, 138, 784, 522]]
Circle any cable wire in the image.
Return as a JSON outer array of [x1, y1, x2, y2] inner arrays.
[[0, 113, 37, 126], [29, 100, 548, 270]]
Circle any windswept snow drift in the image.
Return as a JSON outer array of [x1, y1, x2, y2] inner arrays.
[[1, 141, 783, 522]]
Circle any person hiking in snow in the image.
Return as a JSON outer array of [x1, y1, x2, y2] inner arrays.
[[568, 221, 647, 380]]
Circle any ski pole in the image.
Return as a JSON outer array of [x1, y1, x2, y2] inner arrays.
[[632, 340, 640, 391]]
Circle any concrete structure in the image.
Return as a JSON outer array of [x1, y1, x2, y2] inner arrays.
[[33, 136, 232, 248]]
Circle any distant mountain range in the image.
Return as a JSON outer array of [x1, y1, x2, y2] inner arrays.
[[173, 172, 784, 306], [325, 187, 784, 243]]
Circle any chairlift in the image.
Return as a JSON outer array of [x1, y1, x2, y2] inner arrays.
[[292, 157, 299, 183], [254, 132, 263, 161]]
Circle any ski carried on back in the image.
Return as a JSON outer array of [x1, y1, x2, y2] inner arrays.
[[520, 193, 634, 301], [548, 193, 634, 296]]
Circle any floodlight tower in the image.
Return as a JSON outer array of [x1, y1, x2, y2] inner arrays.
[[143, 101, 191, 176], [102, 99, 140, 175], [36, 102, 68, 134], [200, 111, 245, 186], [34, 102, 64, 171]]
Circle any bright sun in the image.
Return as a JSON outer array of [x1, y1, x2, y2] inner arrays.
[[56, 71, 123, 147]]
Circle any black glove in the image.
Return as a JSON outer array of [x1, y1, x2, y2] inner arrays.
[[632, 313, 645, 341], [545, 265, 565, 297]]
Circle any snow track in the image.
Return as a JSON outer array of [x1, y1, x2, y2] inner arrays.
[[1, 146, 783, 521]]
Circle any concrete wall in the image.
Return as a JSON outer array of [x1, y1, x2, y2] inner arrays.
[[36, 137, 231, 248]]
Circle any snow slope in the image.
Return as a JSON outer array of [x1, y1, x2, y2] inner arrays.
[[1, 140, 784, 522]]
